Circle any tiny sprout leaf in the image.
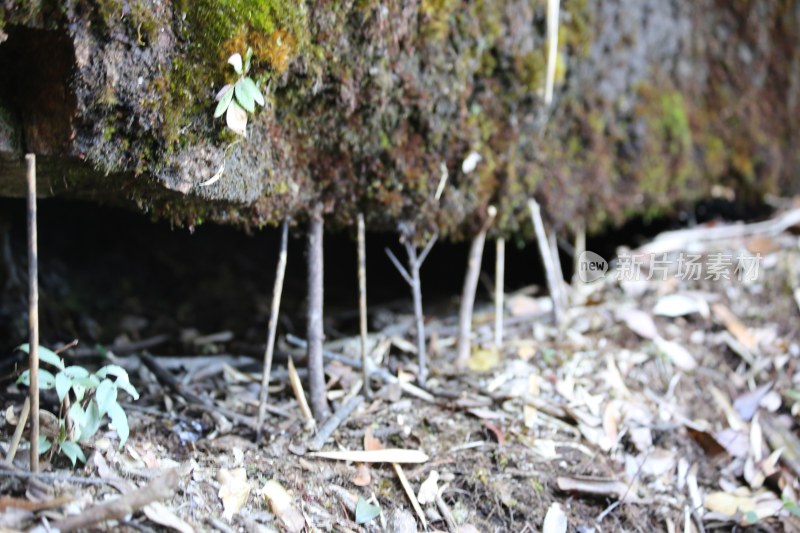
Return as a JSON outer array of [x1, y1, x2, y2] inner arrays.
[[95, 365, 129, 380], [56, 372, 72, 402], [115, 378, 140, 400], [234, 78, 256, 113], [16, 344, 64, 370], [38, 435, 51, 455], [226, 100, 248, 136], [355, 497, 381, 524], [228, 53, 243, 75], [241, 77, 263, 108], [79, 401, 102, 442], [18, 369, 56, 389], [59, 440, 87, 466], [64, 366, 90, 379], [69, 402, 86, 430], [244, 47, 253, 73], [108, 402, 130, 448], [215, 83, 233, 101], [214, 86, 234, 118], [96, 379, 117, 416]]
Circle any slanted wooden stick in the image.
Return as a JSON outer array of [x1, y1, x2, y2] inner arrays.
[[548, 228, 568, 308], [494, 237, 505, 350], [309, 395, 364, 451], [26, 153, 40, 472], [528, 199, 564, 326], [307, 204, 330, 420], [385, 227, 437, 384], [573, 222, 585, 287], [544, 0, 561, 106], [256, 219, 289, 442], [356, 214, 371, 398], [456, 206, 497, 367]]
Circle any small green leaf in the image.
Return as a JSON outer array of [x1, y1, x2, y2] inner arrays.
[[18, 369, 56, 389], [214, 86, 234, 118], [234, 78, 255, 113], [59, 440, 87, 466], [39, 435, 51, 455], [784, 498, 800, 517], [64, 366, 90, 379], [55, 372, 72, 402], [228, 52, 243, 75], [96, 379, 117, 416], [240, 77, 263, 108], [108, 402, 129, 448], [16, 344, 64, 370], [79, 401, 102, 442], [244, 47, 253, 73], [72, 375, 100, 389], [115, 378, 140, 400], [69, 402, 86, 431], [355, 497, 381, 524], [95, 365, 129, 380]]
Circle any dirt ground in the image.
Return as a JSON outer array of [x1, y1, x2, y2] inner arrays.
[[2, 208, 800, 532]]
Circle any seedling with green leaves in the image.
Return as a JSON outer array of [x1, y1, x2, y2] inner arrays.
[[214, 47, 265, 137], [16, 344, 139, 466]]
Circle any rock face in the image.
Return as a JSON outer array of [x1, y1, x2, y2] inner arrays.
[[0, 0, 797, 238]]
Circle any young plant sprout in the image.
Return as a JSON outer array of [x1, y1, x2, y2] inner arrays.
[[214, 47, 265, 137]]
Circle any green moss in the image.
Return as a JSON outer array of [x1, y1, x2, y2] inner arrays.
[[419, 0, 458, 40]]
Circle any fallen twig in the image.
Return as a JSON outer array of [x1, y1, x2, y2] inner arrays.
[[3, 397, 29, 466], [456, 206, 496, 367], [309, 395, 364, 451], [309, 448, 429, 463], [288, 357, 315, 426], [51, 468, 179, 532], [26, 153, 40, 472], [257, 219, 289, 442], [392, 463, 428, 529], [494, 237, 505, 350]]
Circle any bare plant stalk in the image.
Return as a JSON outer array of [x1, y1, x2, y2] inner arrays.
[[456, 207, 497, 367], [357, 214, 371, 398], [4, 397, 30, 466], [26, 154, 39, 472], [307, 205, 330, 420], [548, 228, 568, 308], [256, 219, 289, 442], [309, 394, 364, 451], [544, 0, 561, 105], [494, 236, 505, 350], [528, 199, 564, 326], [573, 222, 586, 287], [385, 228, 437, 385]]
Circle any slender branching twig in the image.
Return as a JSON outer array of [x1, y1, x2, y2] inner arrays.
[[385, 226, 437, 384], [456, 206, 497, 367], [309, 395, 364, 451], [256, 219, 289, 442], [26, 153, 39, 472], [528, 199, 564, 326], [307, 204, 330, 420]]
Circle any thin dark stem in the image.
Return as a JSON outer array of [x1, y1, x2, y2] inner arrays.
[[256, 219, 289, 442], [307, 205, 330, 420], [26, 153, 39, 473], [357, 214, 371, 398], [309, 395, 364, 451]]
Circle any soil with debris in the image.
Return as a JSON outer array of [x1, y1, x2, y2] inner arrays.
[[2, 211, 800, 532]]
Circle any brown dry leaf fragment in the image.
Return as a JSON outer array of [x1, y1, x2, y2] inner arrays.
[[712, 303, 757, 351], [617, 308, 658, 340], [705, 490, 782, 521], [262, 480, 305, 533], [351, 463, 371, 487], [364, 426, 382, 451], [217, 468, 250, 522], [686, 426, 728, 457], [734, 382, 773, 422], [483, 419, 505, 445], [710, 386, 746, 431], [556, 476, 641, 502], [654, 337, 697, 371], [143, 502, 195, 533], [542, 502, 568, 533]]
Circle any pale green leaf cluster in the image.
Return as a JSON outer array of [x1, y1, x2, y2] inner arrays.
[[214, 48, 265, 137], [16, 345, 139, 466]]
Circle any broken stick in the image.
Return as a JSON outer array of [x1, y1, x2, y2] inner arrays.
[[494, 236, 505, 350], [51, 468, 179, 532], [528, 199, 564, 326], [307, 204, 330, 420], [257, 219, 290, 442], [25, 153, 40, 472], [309, 394, 364, 451], [456, 206, 497, 367]]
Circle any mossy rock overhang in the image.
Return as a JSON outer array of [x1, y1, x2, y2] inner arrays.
[[0, 0, 797, 239]]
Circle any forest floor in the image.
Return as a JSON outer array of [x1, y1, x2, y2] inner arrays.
[[2, 206, 800, 532]]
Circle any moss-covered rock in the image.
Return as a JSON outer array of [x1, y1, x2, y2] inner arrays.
[[0, 0, 797, 239]]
